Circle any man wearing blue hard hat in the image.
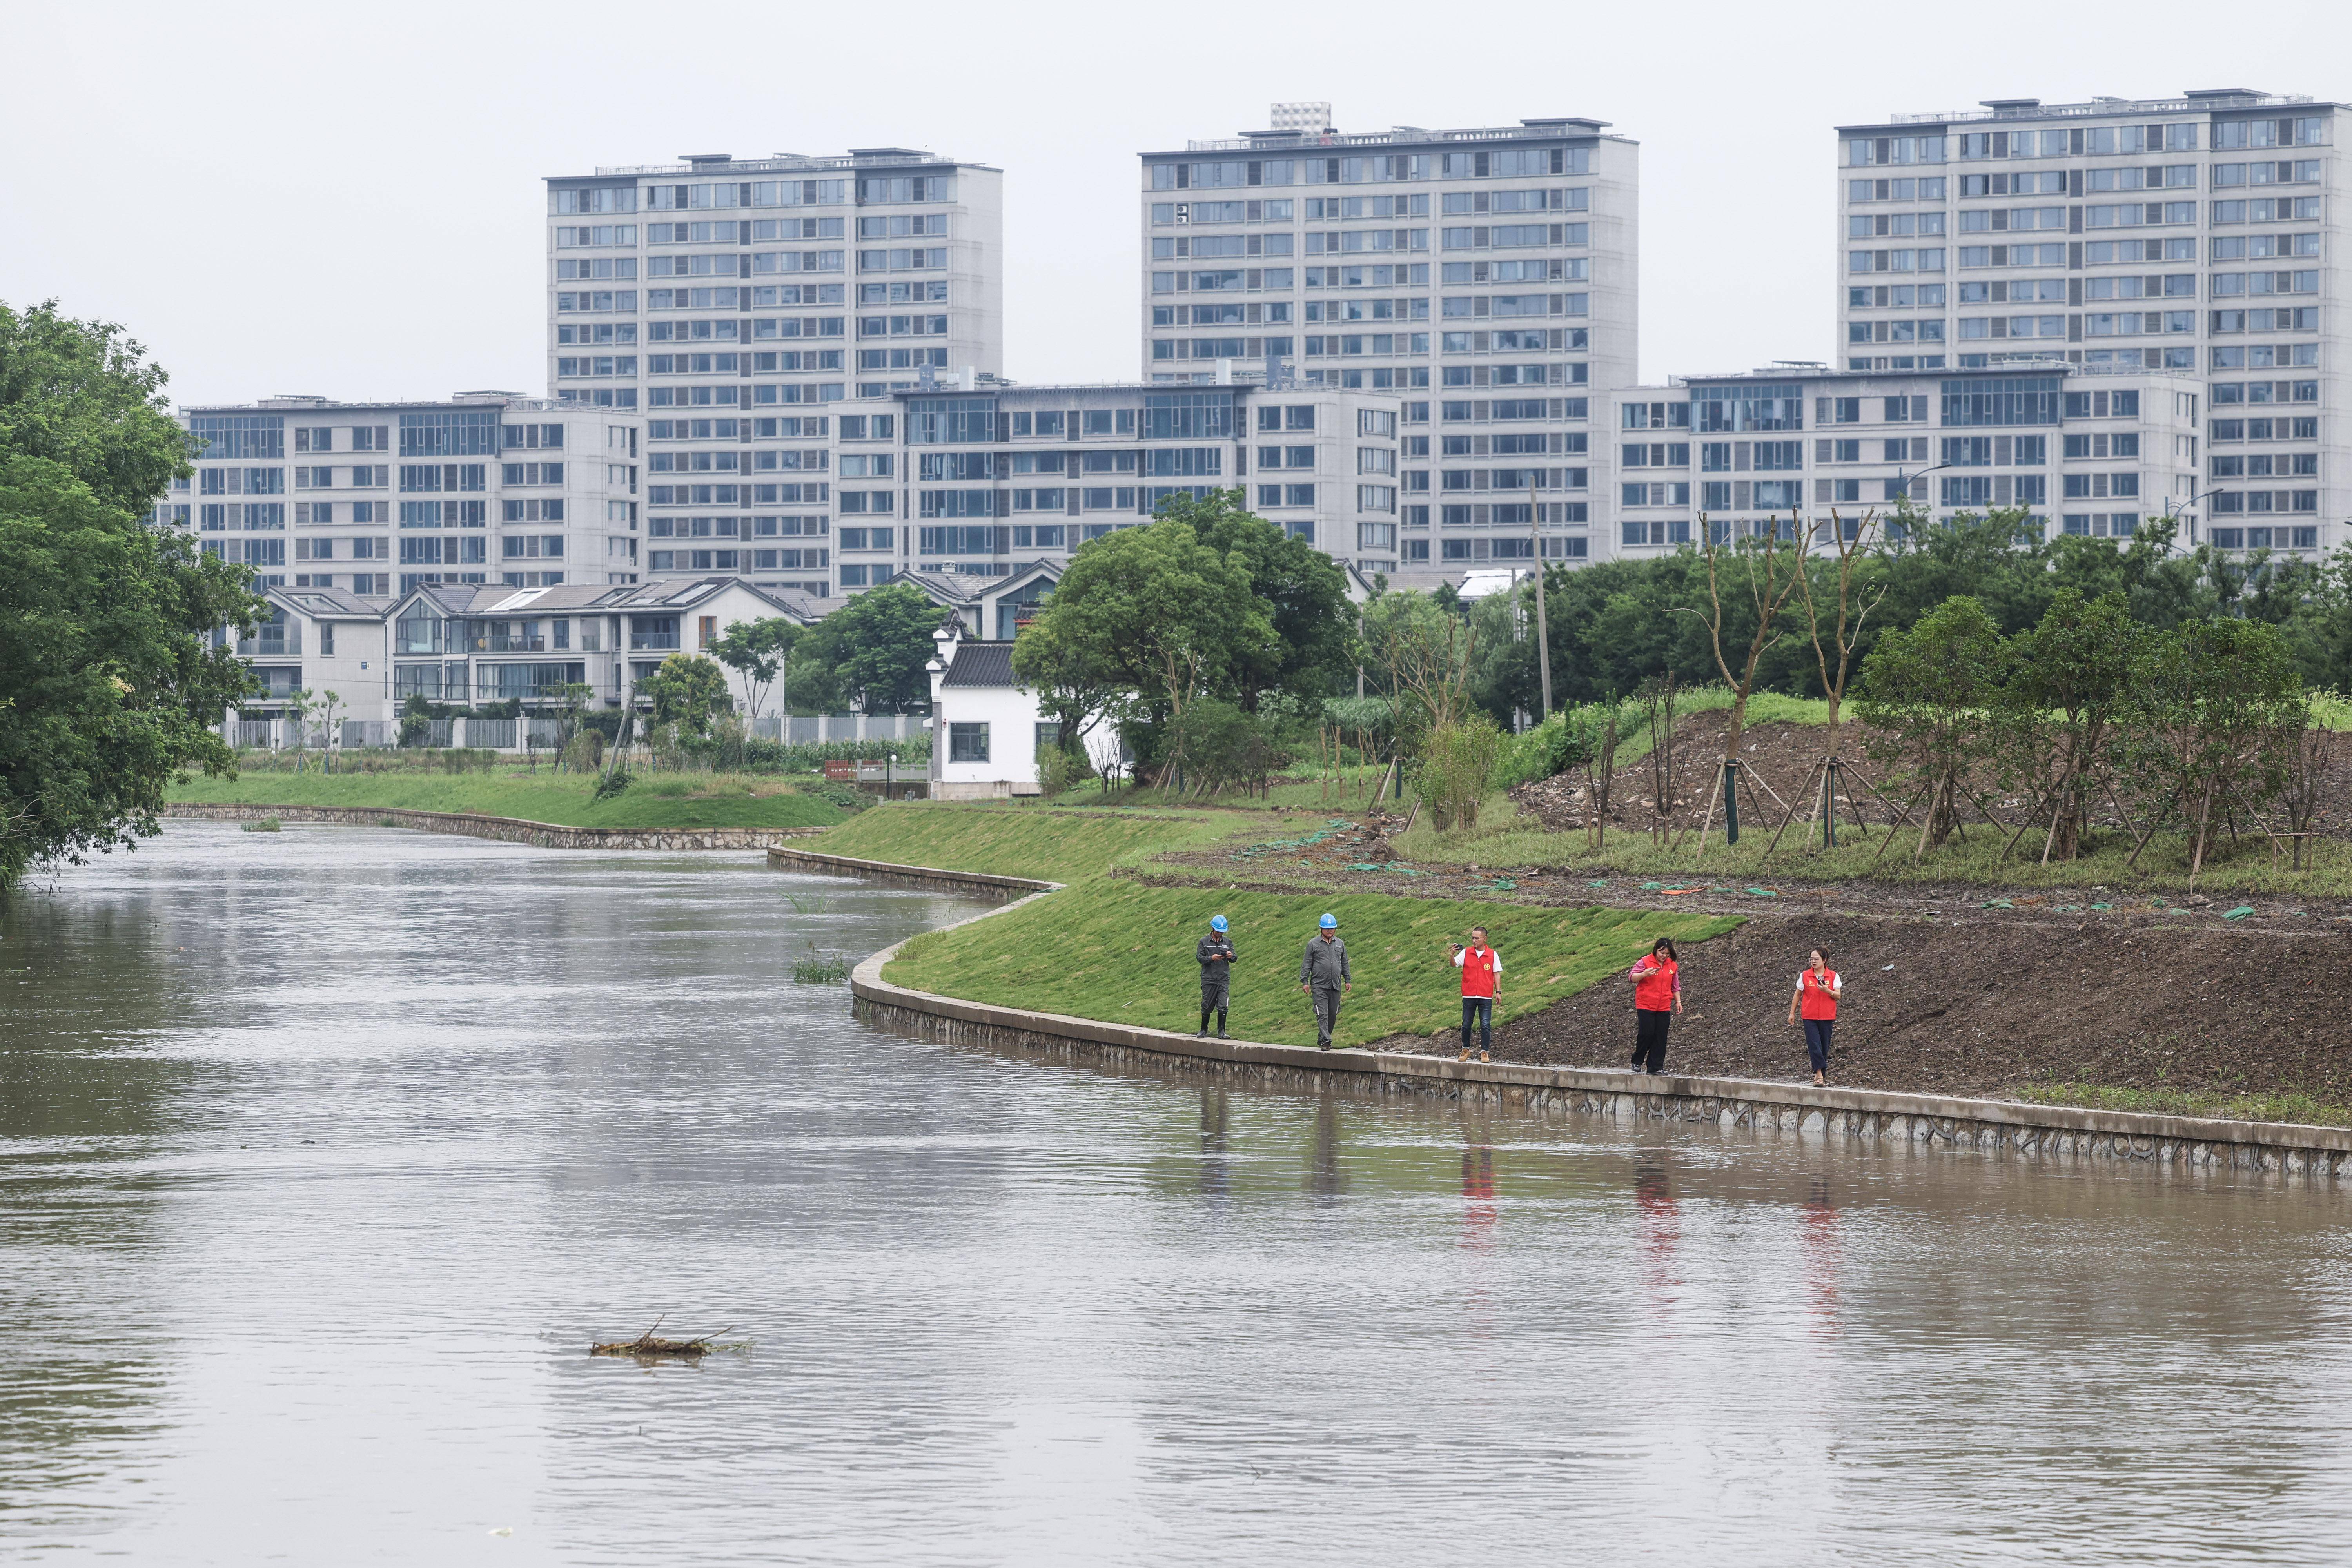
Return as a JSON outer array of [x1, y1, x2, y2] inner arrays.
[[1196, 914, 1237, 1038], [1297, 911, 1351, 1049]]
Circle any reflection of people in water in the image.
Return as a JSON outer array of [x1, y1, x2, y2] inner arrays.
[[1801, 1174, 1840, 1334], [1461, 1142, 1496, 1251], [1305, 1098, 1344, 1203], [1198, 1088, 1231, 1206], [1633, 1154, 1681, 1311]]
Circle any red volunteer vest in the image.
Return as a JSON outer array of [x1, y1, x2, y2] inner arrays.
[[1799, 968, 1840, 1021], [1460, 946, 1497, 998], [1633, 956, 1677, 1011]]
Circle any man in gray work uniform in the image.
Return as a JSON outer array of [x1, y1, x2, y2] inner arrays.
[[1197, 913, 1236, 1038], [1298, 912, 1351, 1049]]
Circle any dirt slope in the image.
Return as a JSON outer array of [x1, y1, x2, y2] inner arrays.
[[1442, 909, 2352, 1100]]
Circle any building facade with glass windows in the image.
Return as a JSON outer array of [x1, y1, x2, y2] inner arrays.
[[543, 148, 1005, 602], [1837, 89, 2348, 554], [688, 380, 1408, 591], [1138, 106, 1635, 583], [178, 394, 647, 601], [1611, 363, 2209, 558]]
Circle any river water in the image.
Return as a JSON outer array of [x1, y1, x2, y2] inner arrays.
[[5, 822, 2352, 1565]]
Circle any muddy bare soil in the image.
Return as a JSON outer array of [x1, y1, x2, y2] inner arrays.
[[1392, 908, 2352, 1102]]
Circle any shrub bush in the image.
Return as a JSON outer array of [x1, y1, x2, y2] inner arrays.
[[1420, 717, 1504, 831]]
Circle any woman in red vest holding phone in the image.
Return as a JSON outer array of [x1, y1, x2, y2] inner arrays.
[[1627, 938, 1682, 1075], [1788, 947, 1842, 1086]]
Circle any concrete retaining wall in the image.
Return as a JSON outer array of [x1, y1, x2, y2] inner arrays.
[[164, 801, 824, 852], [765, 846, 1054, 900], [850, 902, 2352, 1180]]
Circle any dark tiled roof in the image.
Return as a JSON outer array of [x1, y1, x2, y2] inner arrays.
[[941, 641, 1018, 688]]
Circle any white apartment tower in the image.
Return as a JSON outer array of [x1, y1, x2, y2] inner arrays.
[[1837, 89, 2347, 552], [543, 149, 1004, 599], [179, 394, 645, 599], [1141, 108, 1637, 581]]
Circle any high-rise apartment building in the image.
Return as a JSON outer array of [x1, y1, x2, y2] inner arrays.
[[1837, 89, 2346, 552], [543, 148, 1004, 599], [1140, 108, 1637, 582], [178, 393, 645, 599]]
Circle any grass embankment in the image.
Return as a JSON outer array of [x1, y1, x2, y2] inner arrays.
[[811, 801, 1232, 881], [168, 770, 846, 830], [2013, 1082, 2352, 1130], [884, 878, 1737, 1051]]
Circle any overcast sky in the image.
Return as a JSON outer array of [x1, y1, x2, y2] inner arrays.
[[4, 0, 2344, 408]]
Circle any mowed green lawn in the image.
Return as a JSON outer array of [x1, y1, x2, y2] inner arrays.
[[167, 771, 844, 829], [884, 879, 1738, 1050], [816, 802, 1234, 881]]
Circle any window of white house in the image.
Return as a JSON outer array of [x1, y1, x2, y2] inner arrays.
[[949, 722, 990, 764]]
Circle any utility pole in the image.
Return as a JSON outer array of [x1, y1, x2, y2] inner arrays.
[[1528, 476, 1552, 720]]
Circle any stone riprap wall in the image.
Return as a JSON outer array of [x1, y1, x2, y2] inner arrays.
[[852, 935, 2352, 1181], [764, 846, 1054, 900], [164, 802, 822, 852]]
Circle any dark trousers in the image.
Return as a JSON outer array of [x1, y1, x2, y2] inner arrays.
[[1804, 1017, 1833, 1074], [1461, 996, 1493, 1053], [1631, 1008, 1672, 1074], [1200, 988, 1229, 1033], [1311, 986, 1343, 1047]]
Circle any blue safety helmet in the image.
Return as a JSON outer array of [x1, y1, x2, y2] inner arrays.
[[1210, 915, 1228, 933], [1319, 913, 1338, 929]]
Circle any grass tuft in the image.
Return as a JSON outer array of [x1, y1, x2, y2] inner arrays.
[[789, 946, 851, 985], [240, 817, 281, 833]]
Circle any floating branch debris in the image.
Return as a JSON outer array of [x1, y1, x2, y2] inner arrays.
[[589, 1316, 744, 1360]]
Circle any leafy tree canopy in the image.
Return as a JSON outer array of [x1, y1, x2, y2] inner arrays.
[[639, 653, 731, 735], [791, 582, 940, 714], [0, 302, 265, 888]]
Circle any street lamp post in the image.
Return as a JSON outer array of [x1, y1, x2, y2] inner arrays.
[[2152, 488, 2224, 555], [1890, 460, 1954, 526]]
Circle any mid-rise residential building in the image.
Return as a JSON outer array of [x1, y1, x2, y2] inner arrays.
[[637, 378, 1406, 591], [1836, 89, 2347, 553], [543, 149, 1004, 602], [1611, 362, 2207, 555], [1139, 105, 1635, 582], [179, 394, 645, 600]]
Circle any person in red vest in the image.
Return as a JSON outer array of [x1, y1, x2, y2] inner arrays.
[[1627, 938, 1683, 1075], [1450, 927, 1501, 1062], [1787, 947, 1843, 1086]]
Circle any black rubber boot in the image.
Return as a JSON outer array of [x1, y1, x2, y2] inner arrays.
[[1215, 1010, 1227, 1038]]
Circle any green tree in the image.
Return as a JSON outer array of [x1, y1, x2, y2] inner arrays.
[[639, 653, 730, 736], [2118, 617, 2305, 878], [1855, 595, 2009, 857], [1154, 489, 1355, 704], [1359, 588, 1477, 747], [399, 691, 432, 747], [710, 615, 801, 719], [792, 582, 938, 714], [1995, 590, 2140, 862], [1012, 518, 1271, 782], [1, 302, 195, 515], [0, 303, 264, 889], [0, 455, 263, 887]]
